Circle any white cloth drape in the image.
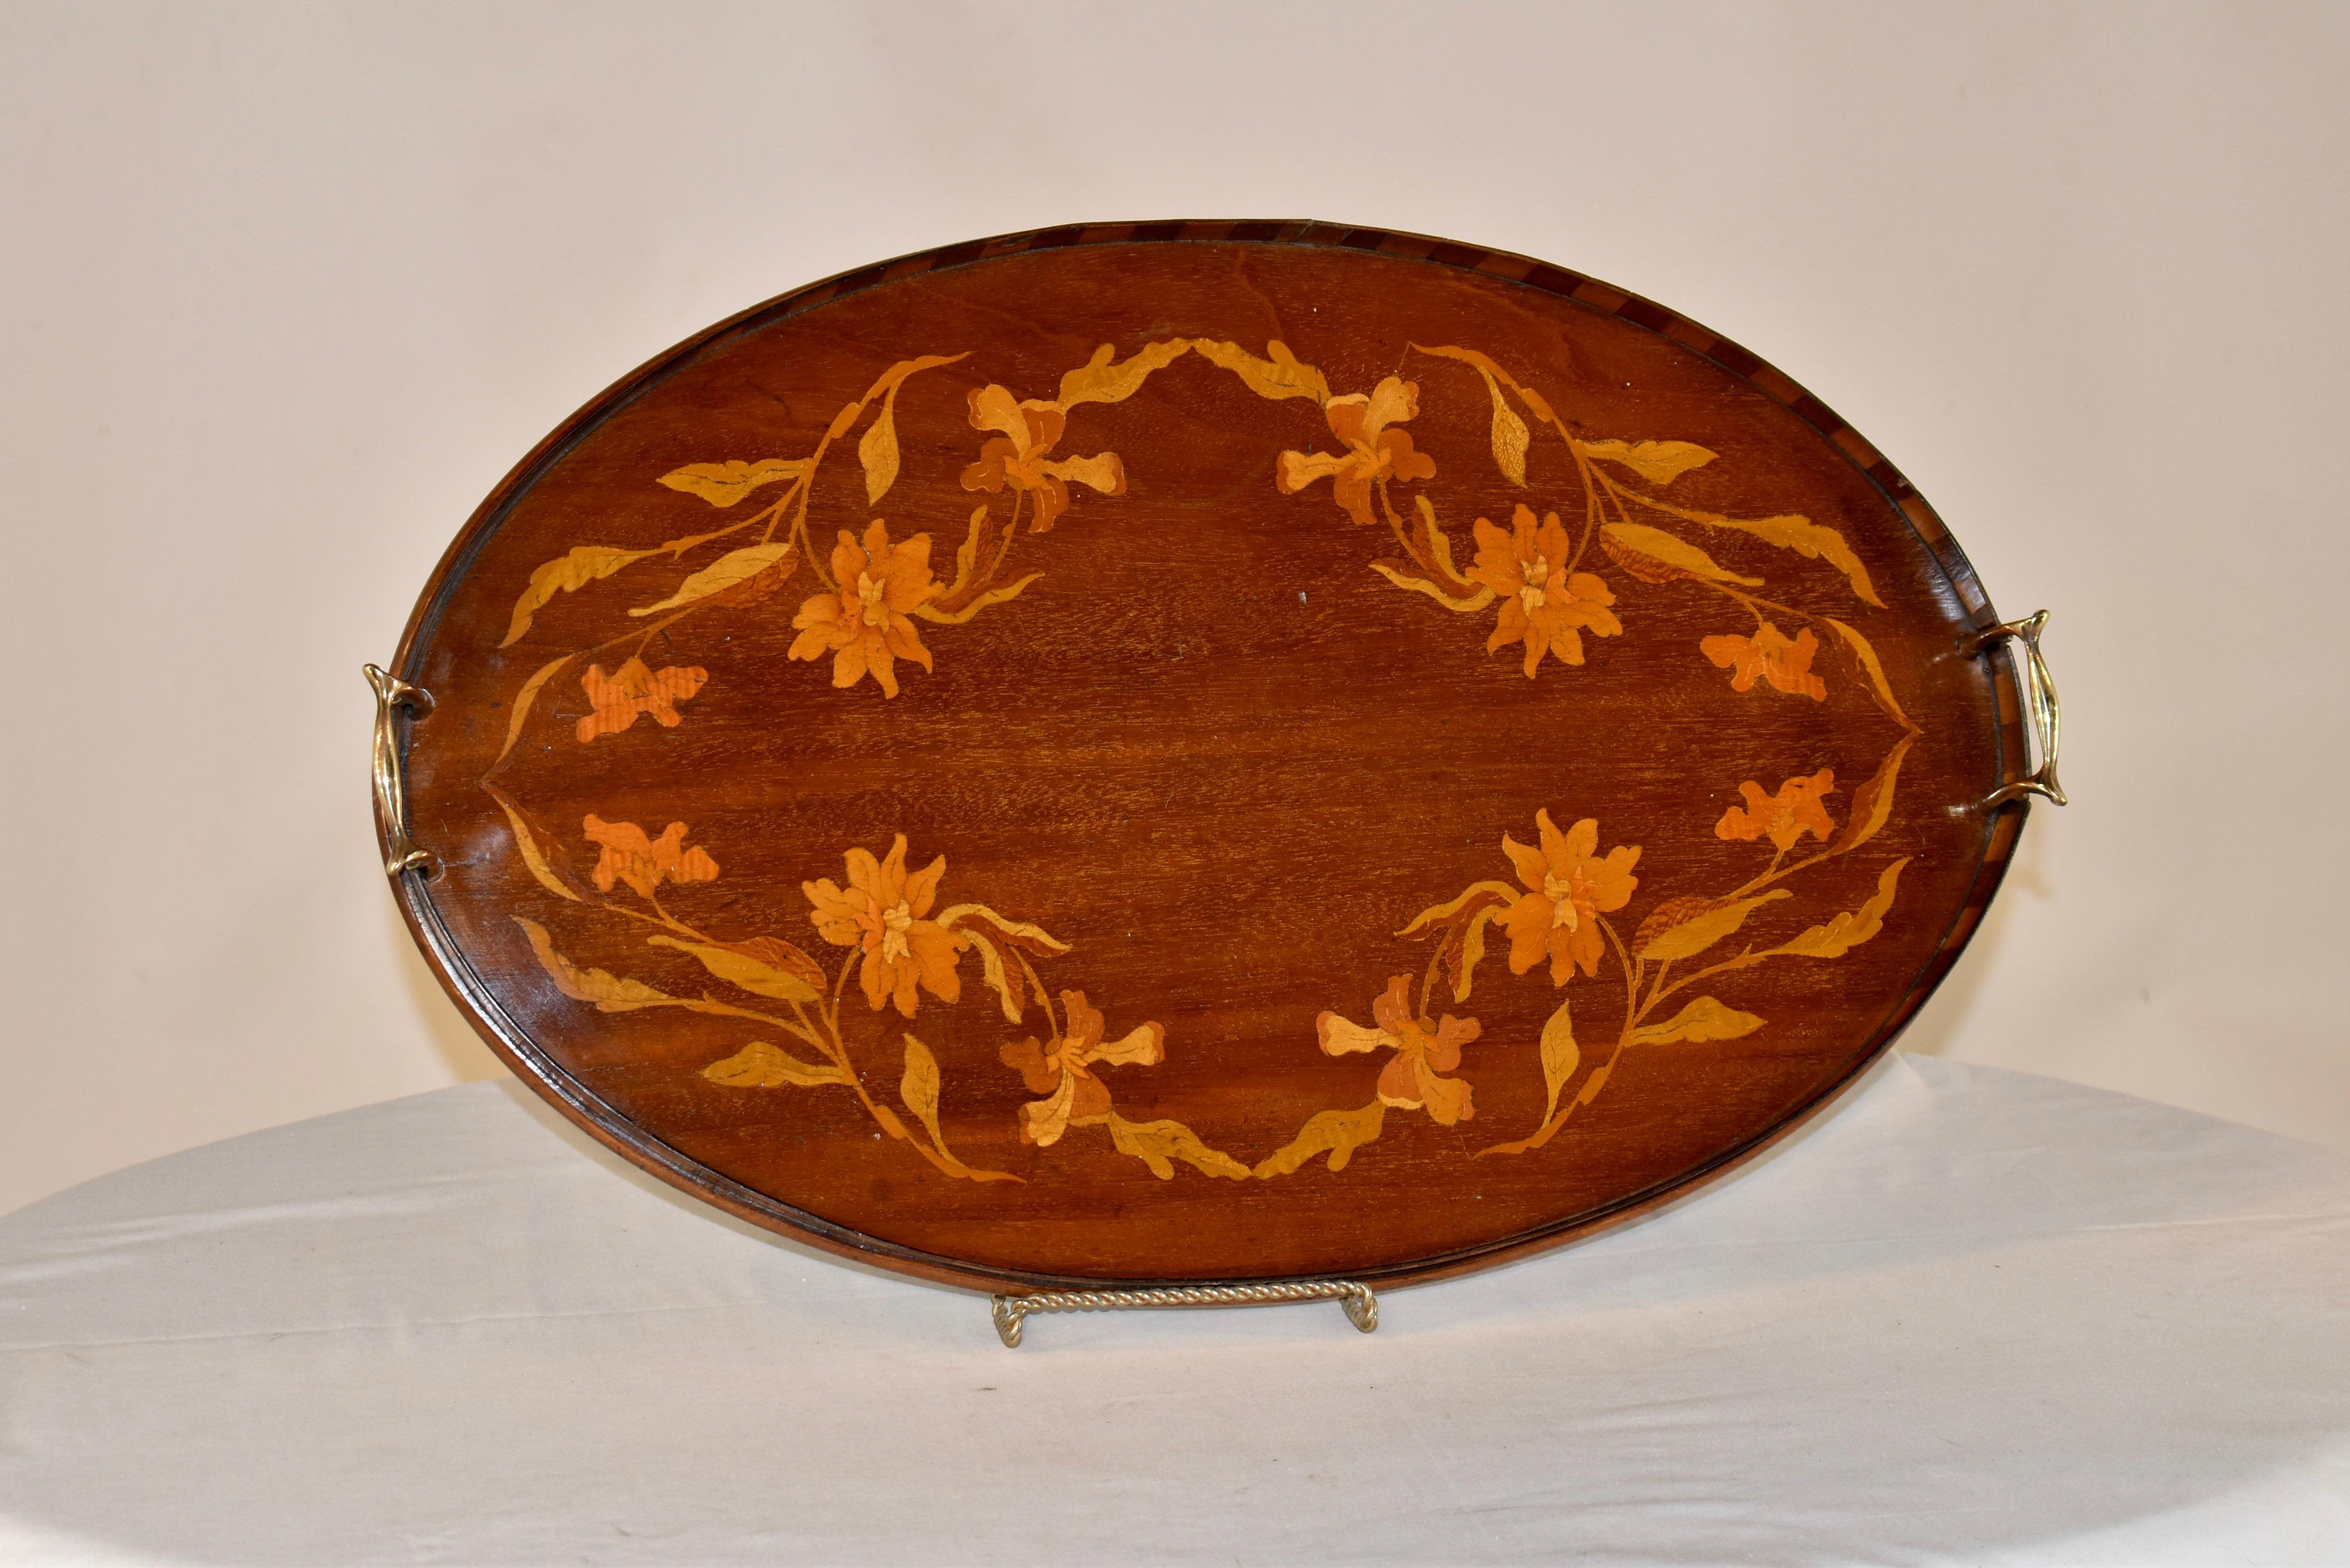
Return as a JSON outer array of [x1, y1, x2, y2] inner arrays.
[[4, 1053, 2345, 1565]]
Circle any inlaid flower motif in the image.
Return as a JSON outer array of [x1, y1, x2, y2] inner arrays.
[[1000, 989, 1165, 1146], [1275, 376, 1437, 526], [1717, 770, 1838, 852], [1700, 622, 1828, 700], [802, 833, 962, 1017], [789, 521, 941, 697], [1467, 503, 1623, 676], [1317, 975, 1480, 1125], [959, 385, 1126, 533], [1501, 809, 1642, 984], [582, 815, 719, 900], [575, 658, 708, 741]]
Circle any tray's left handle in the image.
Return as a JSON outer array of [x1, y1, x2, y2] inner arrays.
[[364, 663, 437, 878], [1966, 610, 2066, 810]]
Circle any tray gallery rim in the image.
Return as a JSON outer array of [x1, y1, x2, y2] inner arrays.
[[375, 219, 2041, 1296]]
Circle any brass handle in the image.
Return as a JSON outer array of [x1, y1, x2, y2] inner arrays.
[[364, 663, 438, 877], [1966, 610, 2065, 810], [989, 1281, 1378, 1347]]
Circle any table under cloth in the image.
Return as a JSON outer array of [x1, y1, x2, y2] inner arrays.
[[3, 1052, 2345, 1565]]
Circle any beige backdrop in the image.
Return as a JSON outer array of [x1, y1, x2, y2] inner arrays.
[[3, 1, 2343, 1217]]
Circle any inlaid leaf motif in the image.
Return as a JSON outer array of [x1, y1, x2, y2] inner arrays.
[[961, 927, 1028, 1022], [701, 1040, 848, 1088], [1107, 1114, 1250, 1181], [646, 936, 823, 1003], [1398, 881, 1520, 937], [1633, 894, 1715, 953], [656, 458, 810, 508], [1452, 903, 1508, 1003], [704, 546, 799, 612], [1254, 1101, 1386, 1178], [934, 904, 1070, 957], [1634, 889, 1793, 962], [909, 573, 1040, 625], [1483, 372, 1531, 486], [934, 505, 994, 601], [923, 506, 1045, 625], [1827, 617, 1910, 723], [1631, 997, 1766, 1046], [1368, 560, 1495, 612], [827, 352, 966, 446], [630, 542, 797, 617], [855, 353, 968, 432], [514, 918, 670, 1011], [503, 546, 657, 647], [498, 653, 577, 765], [1410, 495, 1482, 591], [1582, 439, 1716, 485], [1190, 338, 1332, 405], [1685, 512, 1882, 607], [1782, 858, 1911, 958], [490, 794, 581, 903], [1538, 997, 1579, 1126], [898, 1034, 1019, 1183], [1410, 343, 1560, 424], [1600, 523, 1763, 586], [1056, 339, 1191, 408], [901, 1032, 943, 1133], [1398, 880, 1519, 1001], [858, 393, 902, 504], [1831, 735, 1913, 857]]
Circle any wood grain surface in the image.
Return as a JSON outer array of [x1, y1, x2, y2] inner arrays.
[[383, 223, 2032, 1293]]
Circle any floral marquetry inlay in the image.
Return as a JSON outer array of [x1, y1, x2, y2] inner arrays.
[[400, 232, 2020, 1290], [481, 320, 1923, 1192]]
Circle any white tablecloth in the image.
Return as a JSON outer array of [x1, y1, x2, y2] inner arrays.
[[3, 1053, 2344, 1566]]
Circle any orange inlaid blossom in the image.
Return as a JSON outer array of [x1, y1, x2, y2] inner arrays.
[[1275, 376, 1437, 527], [1000, 990, 1166, 1146], [1701, 621, 1828, 700], [789, 521, 940, 697], [582, 815, 719, 900], [1717, 770, 1838, 852], [959, 384, 1126, 533], [803, 834, 962, 1017], [1468, 504, 1622, 677], [575, 658, 707, 741], [1318, 975, 1480, 1125], [1502, 809, 1642, 984]]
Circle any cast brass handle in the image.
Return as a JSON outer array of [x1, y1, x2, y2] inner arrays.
[[364, 663, 437, 877], [1967, 610, 2065, 810]]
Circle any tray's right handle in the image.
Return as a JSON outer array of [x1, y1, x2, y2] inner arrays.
[[1965, 610, 2065, 810]]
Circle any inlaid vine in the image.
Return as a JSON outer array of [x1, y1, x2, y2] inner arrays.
[[485, 328, 1919, 1186]]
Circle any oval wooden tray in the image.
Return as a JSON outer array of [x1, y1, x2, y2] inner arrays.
[[379, 222, 2044, 1295]]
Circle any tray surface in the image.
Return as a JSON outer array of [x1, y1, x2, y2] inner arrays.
[[385, 223, 2030, 1292]]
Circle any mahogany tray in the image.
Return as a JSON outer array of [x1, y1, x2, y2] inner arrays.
[[373, 222, 2061, 1310]]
